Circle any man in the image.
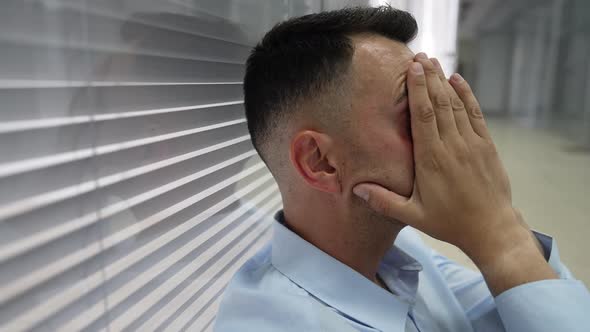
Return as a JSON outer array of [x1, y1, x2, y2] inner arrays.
[[214, 6, 590, 332]]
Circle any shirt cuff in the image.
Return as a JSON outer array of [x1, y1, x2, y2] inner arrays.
[[495, 279, 590, 332], [531, 230, 573, 279]]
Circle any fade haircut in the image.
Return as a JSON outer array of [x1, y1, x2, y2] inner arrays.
[[243, 6, 417, 168]]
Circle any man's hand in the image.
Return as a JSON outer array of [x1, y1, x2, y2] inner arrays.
[[353, 53, 556, 295]]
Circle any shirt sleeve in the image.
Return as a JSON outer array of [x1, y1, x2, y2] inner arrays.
[[494, 232, 590, 332], [433, 231, 590, 332]]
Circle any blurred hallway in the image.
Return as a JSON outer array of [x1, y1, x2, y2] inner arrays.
[[421, 116, 590, 287], [441, 0, 590, 287], [458, 0, 590, 149]]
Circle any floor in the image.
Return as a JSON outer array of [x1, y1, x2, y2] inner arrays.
[[419, 117, 590, 287]]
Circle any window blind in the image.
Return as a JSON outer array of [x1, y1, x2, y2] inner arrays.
[[0, 0, 305, 330]]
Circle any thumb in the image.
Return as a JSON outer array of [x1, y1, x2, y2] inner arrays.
[[353, 183, 416, 223]]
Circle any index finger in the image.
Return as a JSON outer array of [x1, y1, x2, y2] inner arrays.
[[407, 62, 439, 147]]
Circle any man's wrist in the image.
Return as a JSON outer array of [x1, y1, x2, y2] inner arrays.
[[462, 224, 533, 266], [460, 221, 557, 296], [459, 208, 546, 267], [457, 208, 526, 263]]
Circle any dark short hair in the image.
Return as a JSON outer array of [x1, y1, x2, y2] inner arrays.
[[243, 6, 417, 163]]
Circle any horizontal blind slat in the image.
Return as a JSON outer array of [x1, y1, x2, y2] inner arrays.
[[65, 190, 280, 331], [0, 103, 246, 168], [0, 101, 243, 133], [125, 200, 278, 331], [176, 224, 275, 332], [202, 316, 217, 332], [0, 41, 245, 83], [187, 294, 223, 332], [0, 84, 243, 123], [0, 1, 287, 331], [0, 36, 248, 64], [0, 146, 255, 261], [0, 79, 243, 89], [0, 165, 270, 307], [0, 126, 252, 218], [0, 177, 277, 331], [45, 0, 254, 46], [0, 120, 246, 178]]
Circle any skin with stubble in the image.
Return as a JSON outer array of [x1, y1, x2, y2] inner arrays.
[[281, 32, 556, 296]]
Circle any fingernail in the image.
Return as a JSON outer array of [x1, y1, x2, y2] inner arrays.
[[416, 52, 428, 60], [451, 73, 464, 82], [411, 62, 424, 75], [353, 186, 369, 202]]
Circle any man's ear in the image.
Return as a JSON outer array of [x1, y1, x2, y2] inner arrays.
[[289, 130, 341, 193]]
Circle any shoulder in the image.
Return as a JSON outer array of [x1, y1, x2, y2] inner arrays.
[[213, 244, 320, 332]]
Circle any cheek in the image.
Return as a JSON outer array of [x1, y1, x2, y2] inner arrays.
[[356, 130, 414, 176], [380, 134, 413, 171], [371, 123, 415, 194], [340, 117, 415, 194], [397, 128, 414, 166], [380, 136, 414, 196], [384, 105, 414, 165], [397, 106, 413, 144], [352, 115, 414, 169]]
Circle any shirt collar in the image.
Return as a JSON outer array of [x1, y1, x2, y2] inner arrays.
[[271, 210, 422, 332]]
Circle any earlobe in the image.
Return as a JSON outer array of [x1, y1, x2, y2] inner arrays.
[[290, 131, 341, 193]]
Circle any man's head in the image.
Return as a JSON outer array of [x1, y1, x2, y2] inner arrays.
[[244, 6, 417, 227]]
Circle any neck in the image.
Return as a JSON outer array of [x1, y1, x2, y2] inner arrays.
[[283, 201, 404, 284]]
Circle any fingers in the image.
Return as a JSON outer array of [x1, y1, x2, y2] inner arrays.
[[414, 53, 458, 140], [429, 58, 473, 137], [353, 183, 419, 225], [449, 74, 491, 139], [407, 61, 439, 150]]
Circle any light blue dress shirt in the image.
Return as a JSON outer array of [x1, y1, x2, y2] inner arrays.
[[214, 211, 590, 331]]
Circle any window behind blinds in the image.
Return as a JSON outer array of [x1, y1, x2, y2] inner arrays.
[[0, 1, 322, 330]]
